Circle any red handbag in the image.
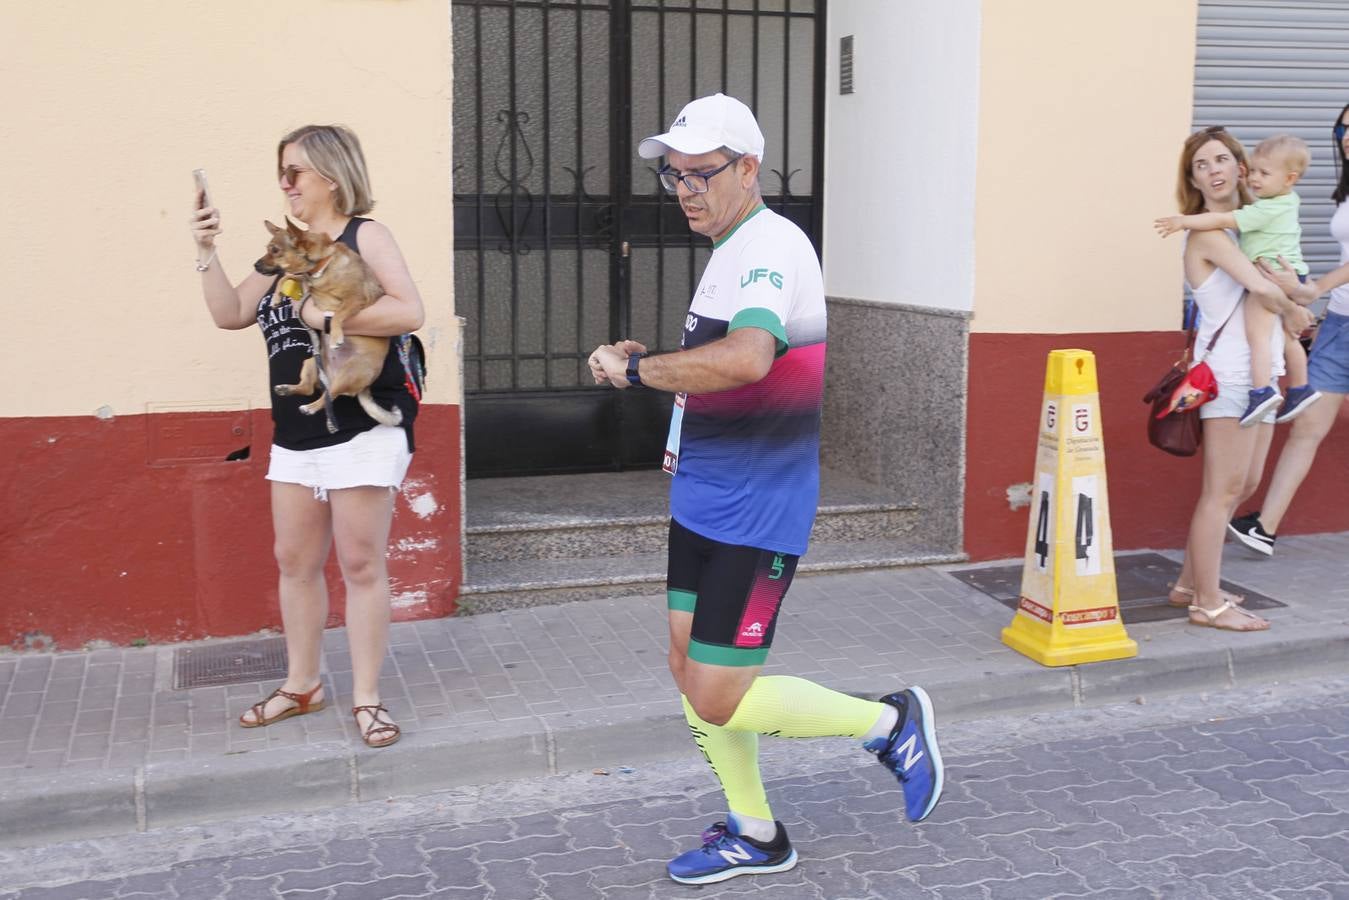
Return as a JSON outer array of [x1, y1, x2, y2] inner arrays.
[[1143, 302, 1238, 457]]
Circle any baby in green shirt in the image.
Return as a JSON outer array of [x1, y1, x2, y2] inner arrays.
[[1155, 134, 1321, 426]]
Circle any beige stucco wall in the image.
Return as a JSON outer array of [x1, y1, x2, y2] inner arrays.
[[972, 0, 1198, 334], [1, 1, 456, 419]]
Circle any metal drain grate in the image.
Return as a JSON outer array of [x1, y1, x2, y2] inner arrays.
[[173, 637, 288, 689], [949, 552, 1285, 624]]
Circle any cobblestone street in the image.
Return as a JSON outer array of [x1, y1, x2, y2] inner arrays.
[[3, 677, 1346, 899]]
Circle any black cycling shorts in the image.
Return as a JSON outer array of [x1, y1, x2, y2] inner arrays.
[[666, 518, 799, 667]]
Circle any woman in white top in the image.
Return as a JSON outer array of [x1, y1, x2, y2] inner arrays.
[[1166, 128, 1314, 630], [1231, 103, 1349, 554]]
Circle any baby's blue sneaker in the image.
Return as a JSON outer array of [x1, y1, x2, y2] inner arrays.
[[1239, 387, 1282, 427], [1275, 385, 1322, 423]]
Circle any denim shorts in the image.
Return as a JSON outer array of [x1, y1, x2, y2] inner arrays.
[[1308, 311, 1349, 395], [266, 425, 412, 501]]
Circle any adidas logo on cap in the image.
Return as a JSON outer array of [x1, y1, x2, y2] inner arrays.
[[672, 115, 687, 127]]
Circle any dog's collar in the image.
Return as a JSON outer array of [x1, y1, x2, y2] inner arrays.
[[309, 256, 334, 279]]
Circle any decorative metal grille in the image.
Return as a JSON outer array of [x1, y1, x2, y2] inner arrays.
[[453, 0, 825, 475]]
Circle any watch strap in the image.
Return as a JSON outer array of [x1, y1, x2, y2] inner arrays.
[[626, 352, 646, 386]]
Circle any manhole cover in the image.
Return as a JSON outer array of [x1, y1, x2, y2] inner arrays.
[[948, 552, 1285, 624], [173, 637, 288, 689]]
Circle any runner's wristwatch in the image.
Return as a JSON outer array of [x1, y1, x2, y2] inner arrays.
[[626, 352, 646, 387]]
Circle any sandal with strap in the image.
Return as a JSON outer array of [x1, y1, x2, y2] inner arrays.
[[1188, 600, 1269, 632], [239, 683, 325, 728], [1168, 583, 1245, 608], [352, 704, 401, 748]]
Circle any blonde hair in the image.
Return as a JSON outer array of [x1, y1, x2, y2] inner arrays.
[[1176, 127, 1253, 215], [1253, 133, 1311, 176], [277, 124, 375, 216]]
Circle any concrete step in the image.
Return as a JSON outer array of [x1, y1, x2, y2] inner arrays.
[[458, 540, 967, 615], [466, 502, 922, 563]]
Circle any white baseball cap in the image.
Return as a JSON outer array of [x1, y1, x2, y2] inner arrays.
[[637, 93, 765, 160]]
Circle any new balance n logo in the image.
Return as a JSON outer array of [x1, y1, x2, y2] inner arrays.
[[893, 732, 925, 770], [717, 842, 753, 864]]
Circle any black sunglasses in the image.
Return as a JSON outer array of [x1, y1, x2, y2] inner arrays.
[[657, 156, 741, 195]]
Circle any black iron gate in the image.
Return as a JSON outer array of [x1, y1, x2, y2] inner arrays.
[[453, 0, 825, 477]]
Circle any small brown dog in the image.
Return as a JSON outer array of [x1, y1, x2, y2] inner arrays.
[[254, 219, 402, 431]]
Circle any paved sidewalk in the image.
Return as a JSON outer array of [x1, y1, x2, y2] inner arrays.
[[1, 533, 1346, 849]]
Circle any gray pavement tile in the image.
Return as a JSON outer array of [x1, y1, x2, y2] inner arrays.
[[421, 848, 482, 890], [119, 673, 154, 696], [1251, 777, 1339, 815], [41, 679, 81, 704], [74, 709, 114, 735], [28, 725, 73, 753], [36, 701, 77, 727], [2, 693, 42, 717], [420, 821, 512, 851], [329, 875, 430, 900], [13, 658, 51, 679], [67, 734, 110, 761], [274, 864, 371, 893], [536, 870, 599, 900], [19, 749, 66, 769], [611, 822, 677, 864], [0, 740, 28, 767]]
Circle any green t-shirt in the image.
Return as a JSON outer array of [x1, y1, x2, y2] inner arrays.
[[1233, 191, 1308, 275]]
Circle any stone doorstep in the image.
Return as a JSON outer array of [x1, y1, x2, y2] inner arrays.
[[2, 628, 1345, 850], [458, 543, 968, 614], [465, 502, 922, 564]]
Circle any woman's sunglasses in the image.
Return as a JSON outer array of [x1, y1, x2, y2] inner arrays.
[[278, 164, 334, 186]]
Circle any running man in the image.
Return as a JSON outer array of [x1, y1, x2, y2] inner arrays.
[[588, 93, 944, 885]]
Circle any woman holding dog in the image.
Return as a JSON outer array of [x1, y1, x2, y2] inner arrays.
[[189, 124, 424, 747], [1163, 127, 1313, 631]]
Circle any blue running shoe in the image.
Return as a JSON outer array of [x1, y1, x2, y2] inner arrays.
[[1275, 385, 1322, 423], [1239, 386, 1282, 427], [666, 820, 797, 885], [865, 686, 944, 822]]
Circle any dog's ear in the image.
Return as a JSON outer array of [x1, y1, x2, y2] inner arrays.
[[264, 220, 282, 235], [286, 218, 305, 238]]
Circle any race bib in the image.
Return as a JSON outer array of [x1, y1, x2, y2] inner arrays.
[[663, 392, 686, 475]]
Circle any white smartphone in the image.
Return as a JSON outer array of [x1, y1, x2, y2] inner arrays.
[[193, 168, 212, 210]]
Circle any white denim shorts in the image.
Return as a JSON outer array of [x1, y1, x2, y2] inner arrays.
[[266, 425, 412, 501], [1200, 378, 1277, 424]]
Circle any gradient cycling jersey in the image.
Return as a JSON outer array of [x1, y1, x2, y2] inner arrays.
[[666, 205, 826, 556]]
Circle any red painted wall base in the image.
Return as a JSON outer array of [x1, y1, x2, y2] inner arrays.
[[1, 404, 462, 650], [964, 332, 1349, 561]]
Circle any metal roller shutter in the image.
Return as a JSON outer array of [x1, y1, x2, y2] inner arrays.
[[1193, 0, 1349, 275]]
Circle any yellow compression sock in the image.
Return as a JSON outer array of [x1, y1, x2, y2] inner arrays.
[[681, 695, 773, 823], [723, 675, 885, 739]]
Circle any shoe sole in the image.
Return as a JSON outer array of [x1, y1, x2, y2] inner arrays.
[[668, 848, 798, 885], [1275, 392, 1323, 424], [1226, 523, 1274, 557], [908, 685, 944, 822], [1239, 395, 1282, 427]]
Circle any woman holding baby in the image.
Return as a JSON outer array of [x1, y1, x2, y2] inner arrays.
[[189, 124, 423, 747], [1160, 127, 1313, 631]]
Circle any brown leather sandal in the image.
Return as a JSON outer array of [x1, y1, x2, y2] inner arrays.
[[352, 704, 401, 748], [239, 683, 325, 728]]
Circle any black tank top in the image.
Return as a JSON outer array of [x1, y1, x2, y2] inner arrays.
[[256, 217, 418, 452]]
